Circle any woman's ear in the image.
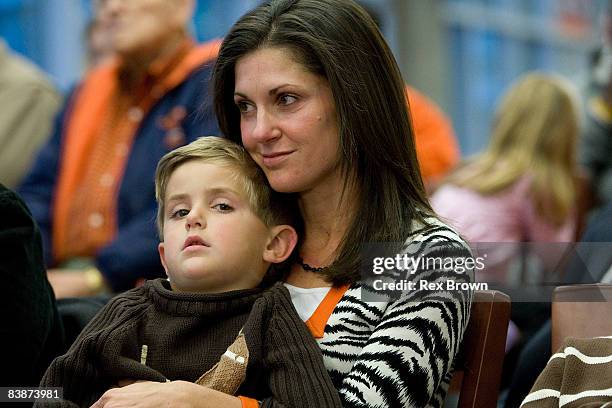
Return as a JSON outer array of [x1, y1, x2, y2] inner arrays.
[[263, 225, 298, 264]]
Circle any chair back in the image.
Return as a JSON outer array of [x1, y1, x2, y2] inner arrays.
[[551, 283, 612, 352], [450, 290, 511, 408]]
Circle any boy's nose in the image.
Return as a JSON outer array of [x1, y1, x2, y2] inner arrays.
[[185, 210, 205, 230]]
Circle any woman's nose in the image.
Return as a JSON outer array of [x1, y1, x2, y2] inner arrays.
[[250, 110, 281, 143]]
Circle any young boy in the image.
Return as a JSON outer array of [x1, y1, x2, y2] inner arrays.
[[37, 137, 341, 407]]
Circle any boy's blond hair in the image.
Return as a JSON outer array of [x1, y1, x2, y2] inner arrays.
[[155, 136, 298, 241]]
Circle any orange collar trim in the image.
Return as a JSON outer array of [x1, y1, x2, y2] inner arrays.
[[162, 38, 221, 93], [108, 38, 221, 98], [147, 38, 194, 78], [305, 284, 350, 338]]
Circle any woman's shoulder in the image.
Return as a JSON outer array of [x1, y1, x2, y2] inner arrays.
[[403, 215, 475, 264], [409, 214, 468, 246]]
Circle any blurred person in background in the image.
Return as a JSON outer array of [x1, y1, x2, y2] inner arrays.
[[503, 201, 612, 408], [84, 16, 114, 69], [431, 73, 580, 376], [580, 0, 612, 209], [0, 183, 65, 387], [431, 73, 579, 284], [0, 39, 61, 189], [408, 86, 460, 193], [18, 0, 220, 298], [519, 335, 612, 408]]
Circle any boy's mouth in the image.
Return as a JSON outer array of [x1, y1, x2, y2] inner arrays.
[[183, 236, 209, 250]]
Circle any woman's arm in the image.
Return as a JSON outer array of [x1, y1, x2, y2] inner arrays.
[[337, 236, 473, 407]]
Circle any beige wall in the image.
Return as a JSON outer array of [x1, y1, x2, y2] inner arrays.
[[395, 0, 452, 114]]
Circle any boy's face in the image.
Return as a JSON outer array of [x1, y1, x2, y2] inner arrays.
[[158, 160, 274, 293]]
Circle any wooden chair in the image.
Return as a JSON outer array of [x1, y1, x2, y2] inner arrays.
[[551, 283, 612, 352], [449, 290, 511, 408]]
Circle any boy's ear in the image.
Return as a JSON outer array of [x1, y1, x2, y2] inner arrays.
[[263, 225, 298, 264], [158, 242, 170, 277]]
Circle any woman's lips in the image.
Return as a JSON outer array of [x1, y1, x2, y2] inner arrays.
[[261, 151, 293, 168]]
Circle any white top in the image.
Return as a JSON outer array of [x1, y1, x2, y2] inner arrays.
[[283, 283, 331, 321]]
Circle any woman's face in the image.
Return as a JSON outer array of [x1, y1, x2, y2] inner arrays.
[[233, 46, 341, 193]]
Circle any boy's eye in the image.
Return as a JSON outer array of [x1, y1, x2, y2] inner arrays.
[[212, 203, 233, 212], [171, 209, 189, 218]]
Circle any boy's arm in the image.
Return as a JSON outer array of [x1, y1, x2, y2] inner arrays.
[[256, 286, 342, 408], [36, 291, 151, 407], [35, 314, 112, 407]]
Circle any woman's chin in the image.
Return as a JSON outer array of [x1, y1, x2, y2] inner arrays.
[[267, 175, 307, 194]]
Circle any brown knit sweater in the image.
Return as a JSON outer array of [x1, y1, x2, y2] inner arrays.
[[521, 336, 612, 407], [36, 279, 341, 407]]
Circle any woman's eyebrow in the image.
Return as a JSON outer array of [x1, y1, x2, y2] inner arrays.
[[234, 83, 298, 99], [268, 84, 296, 95]]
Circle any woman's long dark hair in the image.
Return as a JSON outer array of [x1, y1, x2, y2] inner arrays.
[[213, 0, 432, 285]]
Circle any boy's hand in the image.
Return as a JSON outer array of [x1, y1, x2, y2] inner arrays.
[[90, 380, 242, 408]]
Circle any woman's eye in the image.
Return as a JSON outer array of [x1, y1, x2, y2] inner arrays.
[[171, 209, 189, 218], [278, 94, 297, 106], [213, 203, 233, 212], [236, 100, 254, 114]]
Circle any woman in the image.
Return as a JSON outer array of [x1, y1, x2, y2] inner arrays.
[[432, 73, 579, 284], [93, 0, 472, 406]]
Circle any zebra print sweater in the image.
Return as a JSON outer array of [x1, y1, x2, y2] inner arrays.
[[311, 218, 473, 407]]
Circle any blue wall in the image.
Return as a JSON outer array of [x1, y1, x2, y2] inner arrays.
[[440, 0, 602, 154]]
